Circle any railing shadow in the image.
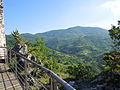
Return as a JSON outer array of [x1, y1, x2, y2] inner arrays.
[[0, 59, 6, 63], [0, 69, 8, 73]]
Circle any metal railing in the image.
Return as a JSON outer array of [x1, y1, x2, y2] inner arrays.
[[7, 49, 75, 90]]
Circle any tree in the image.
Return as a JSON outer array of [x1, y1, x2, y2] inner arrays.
[[12, 30, 28, 46], [28, 39, 64, 73], [104, 51, 120, 75], [67, 63, 94, 81], [108, 21, 120, 49], [104, 21, 120, 75]]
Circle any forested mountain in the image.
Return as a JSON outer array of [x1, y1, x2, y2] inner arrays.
[[7, 26, 111, 62], [20, 26, 111, 62], [7, 26, 112, 71], [7, 26, 111, 76], [6, 26, 113, 87]]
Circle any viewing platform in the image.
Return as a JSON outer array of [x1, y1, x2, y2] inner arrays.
[[0, 50, 75, 90]]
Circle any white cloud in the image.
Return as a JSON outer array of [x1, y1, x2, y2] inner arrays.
[[101, 0, 120, 16]]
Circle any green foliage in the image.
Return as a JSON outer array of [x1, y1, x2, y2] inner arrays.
[[44, 58, 64, 73], [48, 50, 85, 64], [28, 39, 64, 73], [6, 35, 15, 48], [109, 24, 120, 49], [7, 26, 111, 81], [7, 27, 111, 62], [42, 26, 111, 61], [67, 63, 95, 81], [10, 31, 64, 75], [12, 30, 28, 46], [103, 21, 120, 75], [103, 51, 120, 75], [13, 26, 111, 63], [28, 39, 49, 63]]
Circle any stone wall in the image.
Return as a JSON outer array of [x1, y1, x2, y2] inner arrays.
[[0, 0, 7, 59]]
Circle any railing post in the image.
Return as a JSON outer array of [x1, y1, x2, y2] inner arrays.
[[50, 77, 57, 90], [24, 59, 28, 90], [4, 47, 6, 62], [14, 54, 18, 78], [9, 49, 11, 63], [5, 48, 8, 63]]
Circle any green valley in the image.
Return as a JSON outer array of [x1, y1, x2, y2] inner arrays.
[[6, 26, 112, 76]]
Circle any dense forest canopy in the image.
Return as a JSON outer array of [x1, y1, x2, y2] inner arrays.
[[7, 25, 120, 89], [7, 27, 112, 76], [7, 26, 112, 62]]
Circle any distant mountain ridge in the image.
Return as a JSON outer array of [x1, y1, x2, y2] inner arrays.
[[7, 26, 112, 63]]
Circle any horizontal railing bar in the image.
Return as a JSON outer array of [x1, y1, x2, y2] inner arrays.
[[15, 73, 26, 90], [31, 82, 39, 90], [9, 62, 47, 90], [15, 71, 26, 82], [10, 67, 25, 86], [16, 67, 43, 90], [11, 50, 75, 90], [28, 73, 48, 90], [15, 77, 25, 90], [16, 74, 25, 86], [15, 66, 23, 72], [16, 63, 25, 70], [4, 68, 24, 89]]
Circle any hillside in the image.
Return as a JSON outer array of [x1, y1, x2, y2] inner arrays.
[[20, 26, 111, 62], [7, 26, 111, 67]]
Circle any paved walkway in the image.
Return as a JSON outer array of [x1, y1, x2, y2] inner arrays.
[[0, 63, 22, 90]]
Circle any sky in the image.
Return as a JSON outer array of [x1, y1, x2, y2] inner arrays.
[[3, 0, 120, 34]]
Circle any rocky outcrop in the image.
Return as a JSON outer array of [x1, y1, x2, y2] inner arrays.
[[70, 70, 120, 90], [87, 70, 120, 90]]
